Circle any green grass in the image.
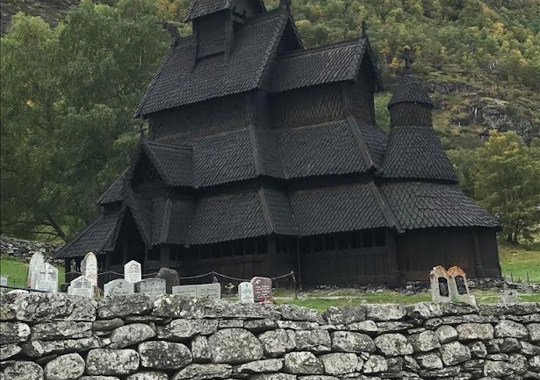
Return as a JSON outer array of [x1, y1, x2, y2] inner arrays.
[[499, 243, 540, 282], [0, 255, 65, 288]]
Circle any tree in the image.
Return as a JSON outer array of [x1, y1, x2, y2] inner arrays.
[[1, 0, 170, 241], [473, 131, 540, 243]]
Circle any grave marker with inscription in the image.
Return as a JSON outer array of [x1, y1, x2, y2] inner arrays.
[[429, 265, 451, 303], [238, 282, 254, 303], [34, 263, 58, 293], [81, 251, 98, 288], [124, 260, 142, 283], [447, 266, 476, 306], [135, 278, 166, 300], [104, 279, 134, 297], [0, 275, 8, 287], [197, 283, 221, 299], [27, 252, 45, 288], [172, 285, 198, 298], [67, 276, 94, 298], [250, 277, 272, 303]]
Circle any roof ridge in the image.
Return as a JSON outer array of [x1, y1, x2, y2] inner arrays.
[[254, 7, 290, 88], [257, 187, 275, 234], [278, 38, 362, 59], [368, 182, 401, 232], [146, 140, 192, 151], [347, 116, 376, 170]]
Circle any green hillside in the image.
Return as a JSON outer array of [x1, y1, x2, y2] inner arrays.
[[1, 0, 539, 243]]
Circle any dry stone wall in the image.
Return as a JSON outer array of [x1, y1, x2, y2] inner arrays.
[[1, 293, 539, 380]]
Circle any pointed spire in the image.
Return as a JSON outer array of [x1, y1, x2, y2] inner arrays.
[[361, 20, 368, 38], [400, 47, 414, 74], [280, 0, 291, 10]]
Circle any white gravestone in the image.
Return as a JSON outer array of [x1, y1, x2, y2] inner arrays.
[[124, 260, 142, 284], [27, 252, 45, 288], [135, 278, 166, 300], [238, 282, 254, 303], [81, 252, 98, 288], [429, 265, 451, 303], [104, 279, 134, 297], [34, 263, 58, 293], [172, 285, 198, 298], [250, 277, 273, 303], [0, 275, 7, 287], [447, 266, 476, 306], [68, 276, 94, 298], [196, 283, 221, 300]]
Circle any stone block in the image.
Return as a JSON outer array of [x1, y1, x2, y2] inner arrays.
[[208, 328, 263, 364], [0, 322, 30, 344], [44, 353, 85, 380], [86, 349, 140, 376], [295, 330, 331, 353], [331, 331, 375, 353], [283, 351, 323, 374], [319, 352, 358, 375], [108, 323, 155, 349], [258, 329, 296, 357], [374, 333, 413, 356], [3, 360, 44, 380], [171, 364, 232, 380], [456, 323, 494, 341], [440, 341, 471, 366], [138, 341, 192, 370]]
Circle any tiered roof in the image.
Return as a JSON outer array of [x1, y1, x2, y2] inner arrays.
[[55, 0, 499, 260]]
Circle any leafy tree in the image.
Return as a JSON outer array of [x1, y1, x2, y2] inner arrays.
[[473, 131, 540, 243], [1, 0, 170, 241]]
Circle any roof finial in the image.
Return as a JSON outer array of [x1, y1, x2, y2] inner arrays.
[[361, 20, 368, 38], [280, 0, 291, 9], [400, 46, 414, 74], [138, 124, 145, 142], [160, 20, 180, 46]]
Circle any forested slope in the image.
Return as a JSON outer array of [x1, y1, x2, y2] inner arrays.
[[1, 0, 539, 243]]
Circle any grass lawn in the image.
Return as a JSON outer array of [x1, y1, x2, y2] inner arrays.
[[499, 243, 540, 282], [1, 242, 539, 311], [0, 255, 65, 288]]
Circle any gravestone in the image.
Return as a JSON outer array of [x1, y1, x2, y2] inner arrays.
[[27, 252, 45, 288], [34, 263, 58, 293], [447, 266, 476, 306], [157, 268, 180, 294], [0, 275, 7, 287], [196, 283, 221, 300], [81, 251, 98, 288], [238, 282, 254, 303], [172, 285, 198, 298], [429, 265, 451, 303], [500, 289, 519, 305], [104, 279, 134, 297], [124, 260, 142, 284], [135, 278, 166, 300], [67, 276, 94, 298], [250, 277, 272, 303]]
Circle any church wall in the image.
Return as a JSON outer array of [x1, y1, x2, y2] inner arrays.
[[149, 94, 251, 142], [346, 68, 377, 125], [396, 228, 501, 281]]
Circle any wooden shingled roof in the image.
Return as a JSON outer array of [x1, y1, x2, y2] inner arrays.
[[56, 1, 499, 260]]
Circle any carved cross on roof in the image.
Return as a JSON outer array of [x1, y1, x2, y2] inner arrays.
[[361, 21, 368, 38], [400, 47, 414, 74], [138, 124, 145, 142]]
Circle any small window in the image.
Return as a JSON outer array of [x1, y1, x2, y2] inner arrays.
[[313, 236, 324, 252], [256, 237, 267, 254], [375, 231, 386, 247], [245, 239, 256, 255], [337, 233, 349, 250], [147, 248, 160, 261], [351, 232, 361, 249], [222, 242, 233, 257], [299, 239, 310, 254], [362, 231, 373, 248], [325, 235, 335, 251], [211, 245, 221, 258]]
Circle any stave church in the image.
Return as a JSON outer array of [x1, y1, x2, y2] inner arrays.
[[55, 0, 502, 286]]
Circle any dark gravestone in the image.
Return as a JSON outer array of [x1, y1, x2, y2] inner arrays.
[[157, 268, 180, 294]]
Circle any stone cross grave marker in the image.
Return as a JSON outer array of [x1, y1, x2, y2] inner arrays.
[[135, 278, 166, 300], [429, 265, 451, 303], [157, 268, 179, 294], [172, 285, 198, 298], [27, 252, 45, 288], [250, 277, 272, 302], [67, 276, 94, 298], [0, 275, 8, 287], [447, 266, 476, 306], [81, 251, 98, 288], [238, 282, 254, 303], [34, 263, 58, 293], [124, 260, 142, 284], [196, 283, 221, 300], [104, 279, 134, 297]]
